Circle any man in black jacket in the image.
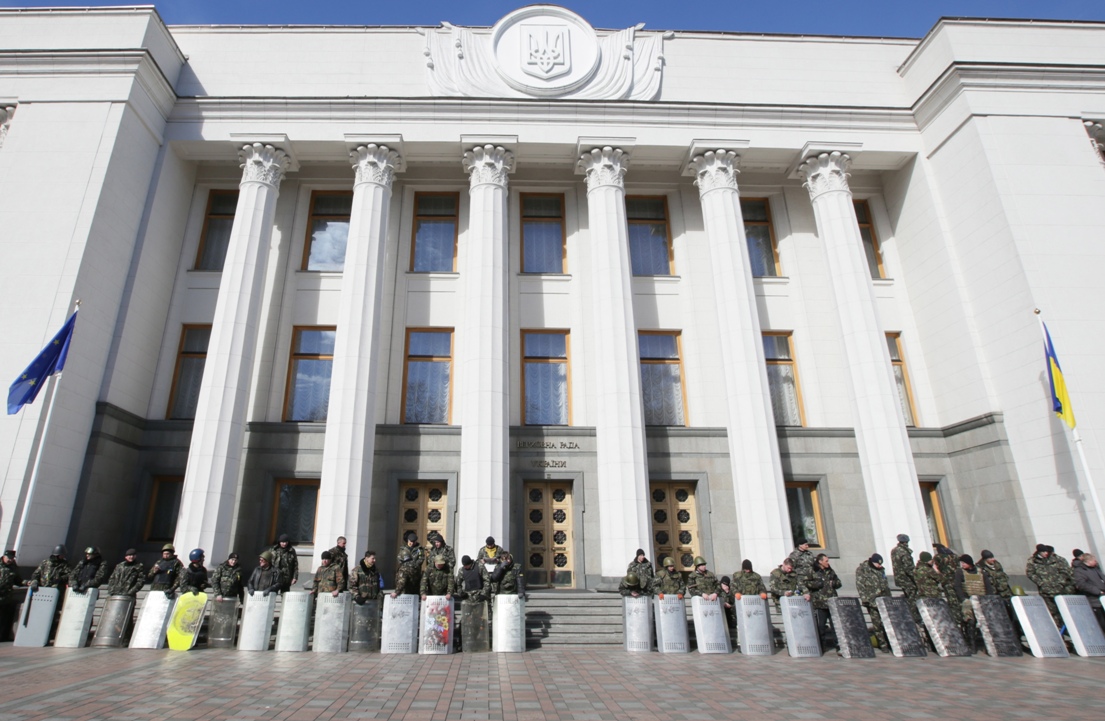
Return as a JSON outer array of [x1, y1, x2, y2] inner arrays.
[[1074, 552, 1105, 633]]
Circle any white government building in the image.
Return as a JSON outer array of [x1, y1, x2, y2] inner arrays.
[[1, 4, 1104, 587]]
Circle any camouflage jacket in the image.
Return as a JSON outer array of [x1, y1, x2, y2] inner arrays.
[[475, 545, 504, 562], [626, 559, 657, 593], [454, 565, 486, 601], [488, 563, 525, 597], [653, 569, 686, 596], [31, 556, 70, 589], [0, 561, 22, 601], [326, 545, 349, 584], [914, 563, 948, 599], [1026, 553, 1075, 595], [394, 561, 421, 595], [271, 544, 298, 589], [426, 543, 456, 574], [934, 552, 958, 588], [731, 571, 767, 597], [979, 559, 1012, 599], [686, 570, 723, 597], [854, 561, 891, 605], [311, 563, 344, 594], [179, 562, 209, 594], [787, 548, 816, 579], [350, 560, 382, 601], [618, 578, 651, 597], [148, 557, 183, 591], [890, 542, 916, 595], [70, 558, 108, 592], [802, 565, 841, 609], [106, 560, 145, 597], [769, 566, 803, 606], [420, 565, 455, 597], [210, 561, 244, 599]]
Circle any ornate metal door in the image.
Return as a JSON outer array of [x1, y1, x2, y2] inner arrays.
[[396, 481, 447, 551], [523, 481, 573, 588], [650, 482, 699, 572]]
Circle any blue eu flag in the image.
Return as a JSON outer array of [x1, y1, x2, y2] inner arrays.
[[7, 311, 77, 415]]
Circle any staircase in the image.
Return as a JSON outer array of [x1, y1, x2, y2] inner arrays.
[[525, 590, 624, 648]]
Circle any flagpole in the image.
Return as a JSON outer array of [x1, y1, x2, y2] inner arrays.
[[1035, 308, 1105, 544], [11, 299, 79, 555]]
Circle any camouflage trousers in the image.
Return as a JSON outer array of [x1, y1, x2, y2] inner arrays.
[[1041, 595, 1064, 630], [864, 603, 889, 650]]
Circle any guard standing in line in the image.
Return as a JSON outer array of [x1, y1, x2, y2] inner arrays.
[[769, 557, 807, 611], [626, 549, 656, 594], [247, 551, 281, 597], [426, 531, 456, 575], [620, 573, 651, 598], [106, 549, 145, 598], [211, 553, 244, 602], [953, 553, 993, 652], [70, 547, 108, 594], [855, 553, 892, 653], [654, 557, 686, 599], [803, 553, 841, 651], [487, 552, 525, 601], [271, 534, 299, 592], [0, 550, 22, 642], [179, 549, 209, 595], [891, 534, 920, 629], [731, 560, 768, 600], [977, 549, 1018, 634], [420, 555, 455, 599], [148, 544, 183, 596], [392, 547, 421, 597], [29, 545, 69, 590], [476, 536, 504, 563], [311, 550, 344, 598], [787, 538, 816, 579], [1026, 543, 1074, 628], [326, 537, 349, 590], [686, 556, 722, 600], [350, 551, 382, 604]]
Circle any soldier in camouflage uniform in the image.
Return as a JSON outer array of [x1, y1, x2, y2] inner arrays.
[[0, 550, 23, 642], [653, 557, 686, 599], [421, 555, 455, 598], [29, 545, 70, 590], [311, 550, 345, 597], [933, 544, 958, 589], [953, 554, 993, 651], [70, 546, 108, 594], [350, 551, 382, 604], [148, 544, 183, 595], [271, 534, 299, 592], [803, 553, 842, 650], [619, 573, 650, 598], [686, 556, 722, 599], [731, 560, 768, 599], [890, 534, 921, 630], [106, 549, 144, 597], [325, 537, 349, 590], [787, 539, 816, 580], [977, 549, 1018, 634], [426, 531, 456, 576], [487, 552, 525, 603], [626, 549, 657, 595], [718, 576, 735, 628], [211, 553, 244, 602], [769, 558, 807, 611], [914, 552, 947, 599], [855, 553, 892, 653], [392, 547, 421, 597], [401, 532, 424, 591], [1026, 543, 1075, 627]]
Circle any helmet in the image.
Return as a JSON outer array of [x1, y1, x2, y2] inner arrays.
[[189, 548, 204, 562], [162, 543, 175, 553], [84, 546, 100, 556], [433, 555, 446, 568], [693, 556, 707, 567], [52, 544, 67, 557], [662, 557, 675, 568], [259, 550, 274, 564], [1011, 585, 1026, 597], [625, 573, 639, 586]]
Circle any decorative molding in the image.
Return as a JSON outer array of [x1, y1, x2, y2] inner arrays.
[[578, 146, 630, 192], [462, 144, 515, 189], [798, 151, 852, 200], [1085, 120, 1105, 168], [689, 149, 740, 195], [238, 143, 290, 187], [0, 105, 14, 149], [350, 144, 403, 187]]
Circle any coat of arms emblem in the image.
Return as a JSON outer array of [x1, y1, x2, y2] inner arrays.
[[522, 25, 570, 79]]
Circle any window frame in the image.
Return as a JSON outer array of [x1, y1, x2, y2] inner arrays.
[[144, 475, 184, 543], [409, 192, 460, 273], [400, 327, 455, 425], [520, 193, 567, 274], [193, 189, 238, 271], [166, 324, 211, 420], [270, 478, 321, 547], [886, 332, 918, 427], [626, 195, 675, 276], [919, 481, 949, 546], [301, 189, 353, 271], [762, 331, 806, 427], [638, 330, 688, 427], [282, 325, 337, 422], [521, 329, 572, 426], [854, 199, 886, 279], [785, 480, 826, 550], [741, 197, 781, 277]]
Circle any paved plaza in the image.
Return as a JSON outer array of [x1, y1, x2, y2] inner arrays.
[[0, 645, 1099, 721]]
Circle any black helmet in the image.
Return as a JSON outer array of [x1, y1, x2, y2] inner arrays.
[[85, 546, 100, 556], [52, 544, 67, 557]]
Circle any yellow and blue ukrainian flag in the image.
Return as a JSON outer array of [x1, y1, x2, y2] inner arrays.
[[6, 310, 77, 415], [1043, 322, 1076, 429]]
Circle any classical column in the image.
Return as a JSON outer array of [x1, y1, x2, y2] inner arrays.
[[314, 145, 403, 560], [455, 145, 513, 555], [0, 105, 14, 149], [578, 146, 651, 578], [175, 143, 289, 561], [1085, 121, 1105, 168], [690, 149, 790, 563], [798, 151, 930, 560]]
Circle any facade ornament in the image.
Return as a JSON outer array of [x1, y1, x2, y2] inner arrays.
[[350, 144, 403, 188], [690, 149, 740, 196], [462, 144, 514, 189], [798, 151, 852, 200], [578, 147, 630, 192], [1085, 120, 1105, 168], [423, 6, 666, 101], [0, 105, 15, 149], [238, 143, 290, 187]]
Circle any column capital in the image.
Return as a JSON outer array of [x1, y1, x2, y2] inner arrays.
[[798, 151, 852, 200], [1085, 120, 1105, 167], [463, 144, 514, 189], [578, 146, 630, 192], [0, 105, 14, 149], [238, 143, 290, 187], [690, 149, 741, 196], [350, 144, 403, 188]]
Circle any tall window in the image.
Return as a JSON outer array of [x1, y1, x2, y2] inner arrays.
[[854, 200, 885, 279], [639, 331, 686, 426], [626, 197, 673, 276], [194, 190, 238, 271], [411, 193, 459, 272], [741, 198, 780, 277], [145, 476, 184, 543], [886, 332, 917, 426], [521, 194, 565, 274], [763, 332, 804, 426], [403, 329, 453, 424], [785, 481, 824, 548], [284, 327, 336, 422], [920, 481, 948, 545], [303, 191, 352, 271], [167, 325, 211, 420], [272, 479, 319, 545], [522, 330, 570, 425]]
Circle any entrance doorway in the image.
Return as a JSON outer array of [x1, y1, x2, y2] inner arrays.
[[523, 481, 574, 588], [650, 481, 700, 573], [396, 480, 448, 551]]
